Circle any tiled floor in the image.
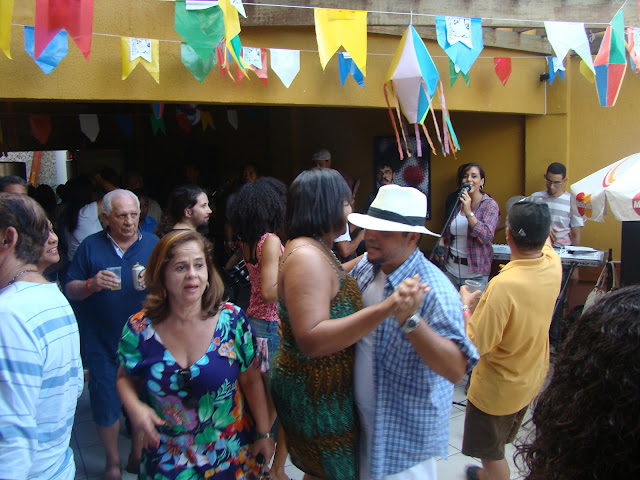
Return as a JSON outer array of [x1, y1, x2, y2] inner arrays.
[[72, 374, 536, 479]]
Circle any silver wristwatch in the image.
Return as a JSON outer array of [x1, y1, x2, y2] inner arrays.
[[401, 314, 421, 334]]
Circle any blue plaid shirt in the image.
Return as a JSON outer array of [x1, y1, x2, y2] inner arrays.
[[352, 248, 479, 479]]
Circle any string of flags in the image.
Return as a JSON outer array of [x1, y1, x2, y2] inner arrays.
[[1, 0, 639, 152]]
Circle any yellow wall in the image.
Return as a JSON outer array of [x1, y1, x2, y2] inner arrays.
[[2, 0, 546, 115], [525, 57, 640, 260]]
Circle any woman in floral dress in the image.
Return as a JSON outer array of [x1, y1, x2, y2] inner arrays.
[[117, 229, 274, 479]]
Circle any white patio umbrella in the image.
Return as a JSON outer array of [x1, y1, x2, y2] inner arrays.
[[570, 152, 640, 222]]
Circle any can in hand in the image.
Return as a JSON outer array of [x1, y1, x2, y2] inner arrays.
[[132, 263, 146, 291]]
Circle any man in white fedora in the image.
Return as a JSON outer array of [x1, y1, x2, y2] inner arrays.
[[349, 185, 479, 480]]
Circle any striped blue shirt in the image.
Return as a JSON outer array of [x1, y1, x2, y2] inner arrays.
[[0, 282, 83, 480], [351, 248, 479, 479]]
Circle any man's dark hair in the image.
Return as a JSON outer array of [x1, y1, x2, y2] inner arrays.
[[507, 200, 551, 251], [286, 168, 351, 239], [0, 193, 49, 264], [156, 184, 207, 237], [375, 158, 397, 174], [0, 175, 28, 192], [546, 162, 566, 178]]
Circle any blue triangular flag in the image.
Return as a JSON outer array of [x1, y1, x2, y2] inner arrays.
[[338, 52, 364, 88], [24, 26, 68, 75]]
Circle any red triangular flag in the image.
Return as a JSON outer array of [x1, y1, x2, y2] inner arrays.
[[30, 114, 52, 145], [237, 47, 268, 87], [494, 57, 512, 86], [34, 0, 94, 61]]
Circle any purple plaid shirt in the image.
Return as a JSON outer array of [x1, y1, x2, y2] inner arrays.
[[443, 194, 500, 275]]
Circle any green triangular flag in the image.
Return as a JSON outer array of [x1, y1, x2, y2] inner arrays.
[[150, 115, 166, 136], [449, 59, 470, 87], [174, 0, 225, 60], [181, 43, 215, 82]]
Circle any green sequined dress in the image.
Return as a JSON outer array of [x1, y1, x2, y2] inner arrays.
[[270, 271, 362, 480]]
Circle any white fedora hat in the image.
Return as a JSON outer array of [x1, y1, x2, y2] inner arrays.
[[348, 185, 439, 236]]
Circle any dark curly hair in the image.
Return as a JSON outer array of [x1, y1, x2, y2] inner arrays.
[[515, 285, 640, 479], [143, 230, 224, 324], [155, 184, 206, 237], [286, 168, 351, 240], [229, 177, 286, 264]]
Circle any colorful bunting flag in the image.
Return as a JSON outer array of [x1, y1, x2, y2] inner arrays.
[[436, 16, 483, 74], [0, 0, 14, 59], [494, 57, 511, 86], [122, 37, 159, 83], [338, 52, 364, 88], [181, 43, 215, 82], [237, 46, 268, 86], [24, 26, 68, 75], [544, 21, 595, 73], [30, 114, 52, 144], [385, 25, 459, 158], [594, 9, 626, 107], [200, 111, 215, 130], [216, 41, 231, 78], [150, 115, 166, 135], [269, 48, 300, 88], [449, 59, 470, 87], [218, 0, 248, 75], [548, 56, 566, 84], [626, 27, 640, 72], [152, 103, 164, 119], [176, 104, 200, 133], [79, 114, 99, 142], [579, 59, 595, 83], [174, 0, 225, 60], [34, 0, 93, 61], [314, 8, 367, 75], [115, 114, 134, 136]]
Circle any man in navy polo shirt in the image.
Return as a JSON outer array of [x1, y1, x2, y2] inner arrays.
[[67, 189, 158, 479]]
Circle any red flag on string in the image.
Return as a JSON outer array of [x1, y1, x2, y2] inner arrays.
[[30, 114, 52, 145], [34, 0, 94, 61], [494, 57, 512, 86]]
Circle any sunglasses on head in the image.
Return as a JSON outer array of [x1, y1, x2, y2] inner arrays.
[[176, 368, 199, 409]]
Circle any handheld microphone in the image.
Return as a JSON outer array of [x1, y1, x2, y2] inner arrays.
[[460, 182, 471, 193]]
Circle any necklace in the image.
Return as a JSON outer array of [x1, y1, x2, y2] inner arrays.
[[7, 269, 40, 286], [316, 237, 344, 270]]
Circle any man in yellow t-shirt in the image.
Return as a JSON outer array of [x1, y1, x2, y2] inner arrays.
[[460, 200, 562, 480]]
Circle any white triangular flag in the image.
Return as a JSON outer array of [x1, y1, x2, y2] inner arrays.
[[227, 109, 238, 130], [269, 48, 300, 88], [186, 1, 217, 10], [80, 114, 100, 142], [544, 21, 595, 73]]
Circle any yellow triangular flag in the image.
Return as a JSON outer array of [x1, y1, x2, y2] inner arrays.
[[218, 0, 248, 75], [201, 111, 215, 131], [314, 8, 367, 75], [579, 58, 595, 84], [121, 37, 160, 83], [0, 0, 14, 59]]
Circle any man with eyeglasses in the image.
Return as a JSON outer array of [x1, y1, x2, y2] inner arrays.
[[529, 162, 583, 247], [66, 189, 159, 479], [529, 162, 584, 349]]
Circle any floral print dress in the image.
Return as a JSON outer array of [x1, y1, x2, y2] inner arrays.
[[118, 303, 262, 480]]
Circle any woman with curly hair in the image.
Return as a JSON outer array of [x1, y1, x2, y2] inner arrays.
[[155, 184, 211, 237], [229, 176, 290, 479], [515, 285, 640, 479]]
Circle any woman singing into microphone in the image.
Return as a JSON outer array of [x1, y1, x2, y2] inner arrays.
[[439, 163, 500, 290]]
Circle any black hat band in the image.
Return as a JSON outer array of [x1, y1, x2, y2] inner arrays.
[[367, 207, 425, 227]]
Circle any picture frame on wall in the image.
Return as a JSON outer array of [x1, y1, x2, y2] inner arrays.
[[373, 136, 431, 219]]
